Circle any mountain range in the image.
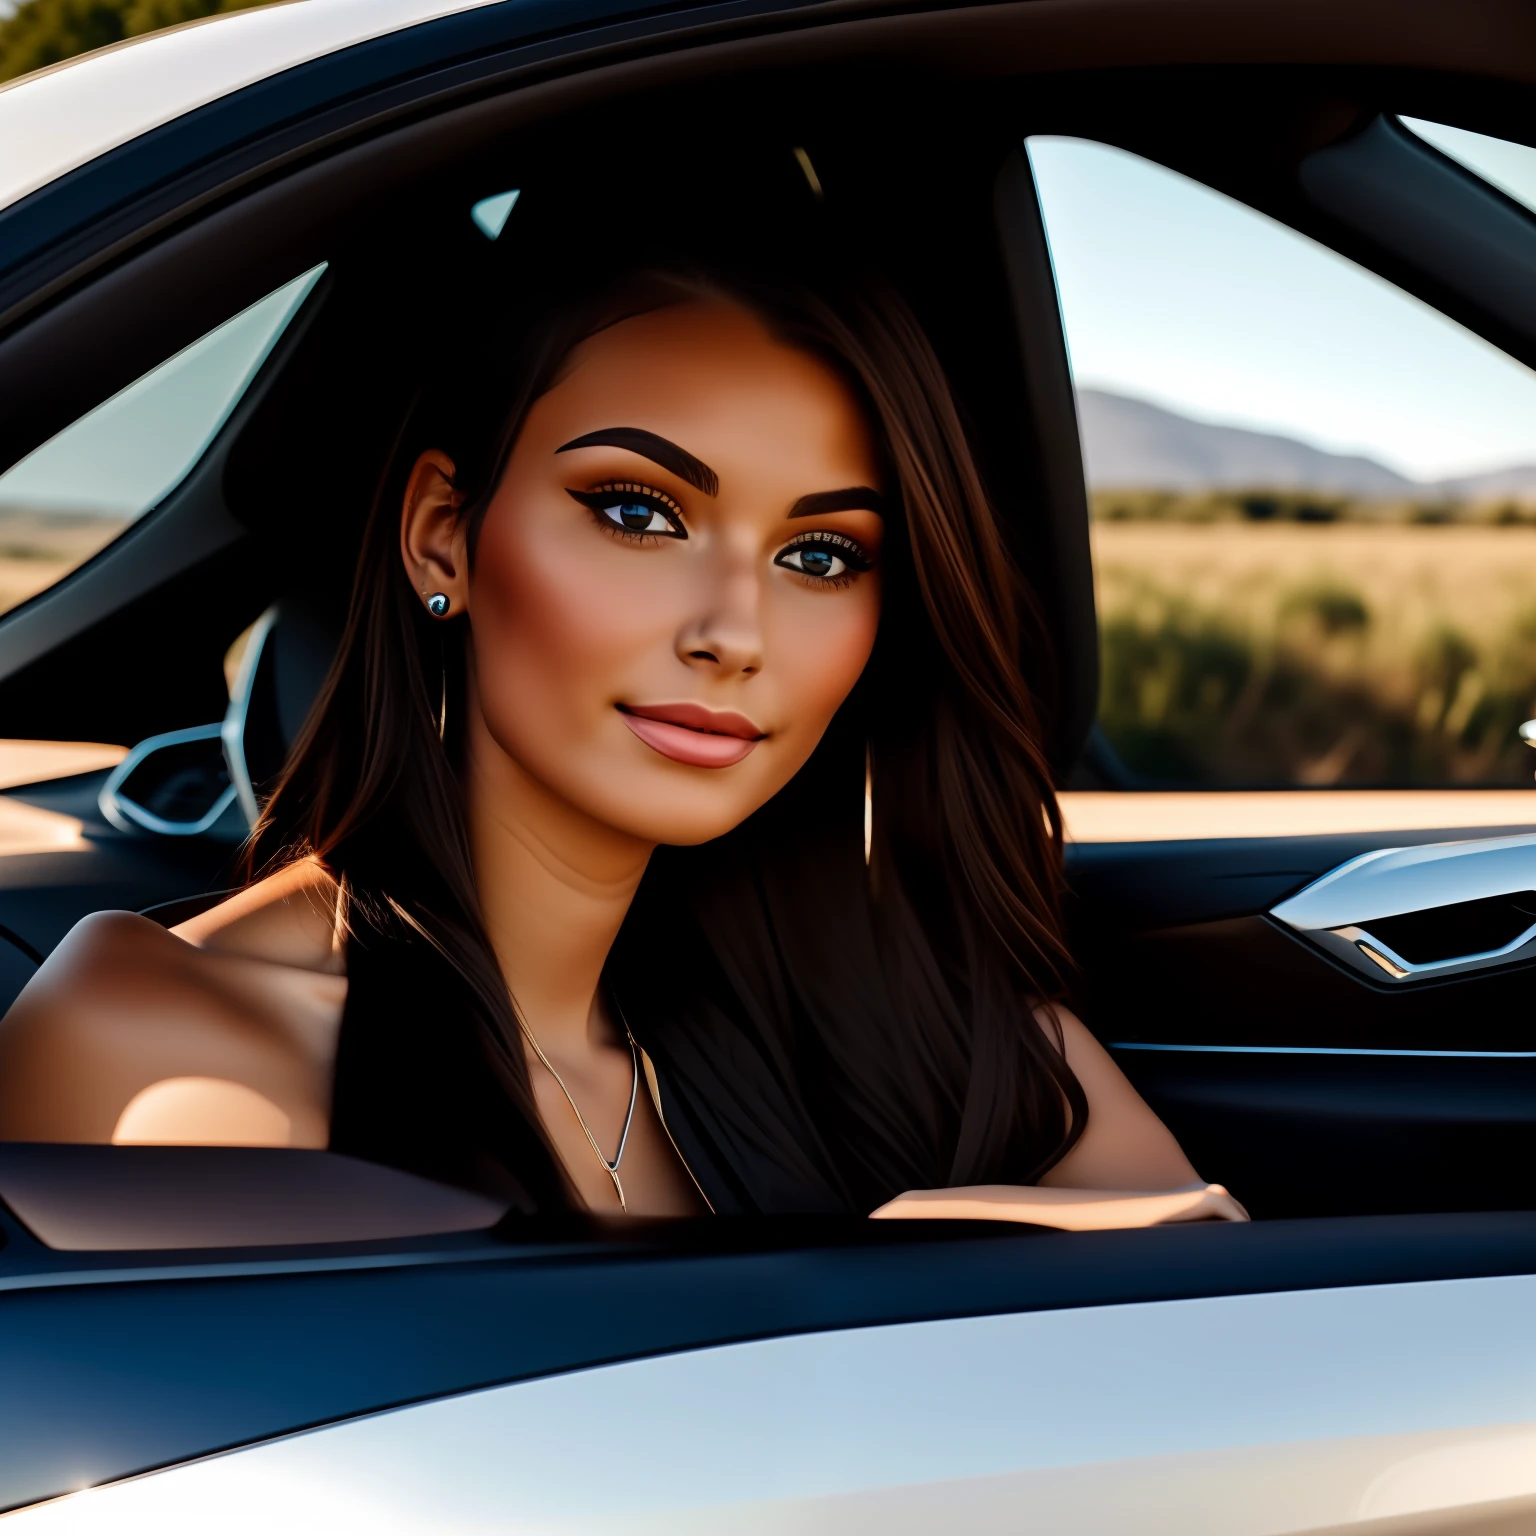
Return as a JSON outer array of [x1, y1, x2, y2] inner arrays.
[[1076, 387, 1536, 500]]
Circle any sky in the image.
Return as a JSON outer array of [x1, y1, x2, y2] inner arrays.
[[0, 266, 323, 517], [1028, 124, 1536, 484]]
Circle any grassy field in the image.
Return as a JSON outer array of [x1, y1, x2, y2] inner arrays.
[[1092, 516, 1536, 786]]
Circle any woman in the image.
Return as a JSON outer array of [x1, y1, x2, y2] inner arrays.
[[0, 255, 1241, 1225]]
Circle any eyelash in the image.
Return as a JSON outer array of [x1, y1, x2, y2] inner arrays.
[[774, 530, 875, 590], [566, 487, 874, 587], [566, 483, 687, 543]]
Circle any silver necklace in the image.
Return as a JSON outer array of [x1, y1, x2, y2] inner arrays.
[[519, 1014, 639, 1212]]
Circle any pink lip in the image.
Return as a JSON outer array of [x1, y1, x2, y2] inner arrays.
[[618, 702, 766, 769]]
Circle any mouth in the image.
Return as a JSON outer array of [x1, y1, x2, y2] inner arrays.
[[617, 702, 766, 769]]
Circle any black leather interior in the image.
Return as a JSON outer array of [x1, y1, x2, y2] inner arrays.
[[1070, 833, 1536, 1218], [235, 593, 344, 798]]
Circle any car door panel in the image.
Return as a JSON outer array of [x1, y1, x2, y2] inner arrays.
[[1116, 1047, 1536, 1219], [1070, 830, 1536, 1216], [5, 1145, 1536, 1512], [6, 1248, 1536, 1532]]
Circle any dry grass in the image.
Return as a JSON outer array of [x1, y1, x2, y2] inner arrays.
[[1093, 522, 1536, 654], [1091, 522, 1536, 785], [0, 509, 130, 614]]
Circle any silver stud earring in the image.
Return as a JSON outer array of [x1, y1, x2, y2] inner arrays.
[[426, 593, 450, 618]]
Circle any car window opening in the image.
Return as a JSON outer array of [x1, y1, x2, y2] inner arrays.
[[0, 265, 326, 623]]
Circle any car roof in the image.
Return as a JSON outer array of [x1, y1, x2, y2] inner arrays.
[[0, 0, 688, 216]]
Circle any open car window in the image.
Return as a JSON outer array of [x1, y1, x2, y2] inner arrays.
[[0, 265, 324, 620], [1030, 132, 1536, 790]]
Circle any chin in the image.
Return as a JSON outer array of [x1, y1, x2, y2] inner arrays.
[[574, 748, 801, 848], [610, 807, 763, 848], [583, 775, 781, 848]]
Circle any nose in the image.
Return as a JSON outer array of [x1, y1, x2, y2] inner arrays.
[[677, 558, 763, 678]]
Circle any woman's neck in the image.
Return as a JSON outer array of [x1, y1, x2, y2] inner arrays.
[[462, 707, 653, 1055]]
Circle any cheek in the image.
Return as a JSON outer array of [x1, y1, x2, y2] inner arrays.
[[467, 508, 662, 738], [767, 582, 882, 744]]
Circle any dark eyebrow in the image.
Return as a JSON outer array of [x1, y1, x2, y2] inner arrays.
[[788, 487, 887, 519], [556, 428, 718, 497]]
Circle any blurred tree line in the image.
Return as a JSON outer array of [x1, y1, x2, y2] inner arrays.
[[0, 0, 275, 83], [1090, 488, 1536, 526]]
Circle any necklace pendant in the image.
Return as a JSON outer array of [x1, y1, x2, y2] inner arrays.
[[519, 1001, 640, 1216]]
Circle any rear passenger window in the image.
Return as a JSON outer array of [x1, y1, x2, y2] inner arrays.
[[0, 265, 324, 620], [1029, 132, 1536, 788]]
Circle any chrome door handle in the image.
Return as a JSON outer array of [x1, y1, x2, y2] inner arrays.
[[1271, 831, 1536, 983]]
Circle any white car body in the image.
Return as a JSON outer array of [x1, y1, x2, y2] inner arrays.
[[0, 0, 497, 213], [9, 1278, 1536, 1534]]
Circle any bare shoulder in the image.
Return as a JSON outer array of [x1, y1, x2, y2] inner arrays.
[[174, 856, 344, 972], [1033, 1002, 1119, 1080], [0, 867, 348, 1146]]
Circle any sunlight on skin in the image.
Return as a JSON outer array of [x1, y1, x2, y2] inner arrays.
[[112, 1076, 293, 1145], [871, 1183, 1247, 1229]]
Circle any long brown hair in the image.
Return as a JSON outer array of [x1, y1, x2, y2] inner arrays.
[[253, 257, 1087, 1213]]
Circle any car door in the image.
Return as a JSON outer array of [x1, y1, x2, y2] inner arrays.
[[5, 2, 1536, 1533], [4, 1144, 1536, 1533]]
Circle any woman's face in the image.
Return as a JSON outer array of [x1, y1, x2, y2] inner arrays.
[[434, 299, 885, 847]]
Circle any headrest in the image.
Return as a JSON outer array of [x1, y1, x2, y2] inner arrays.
[[225, 594, 344, 822]]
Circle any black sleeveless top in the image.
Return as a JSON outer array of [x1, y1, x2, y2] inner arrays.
[[327, 920, 846, 1215]]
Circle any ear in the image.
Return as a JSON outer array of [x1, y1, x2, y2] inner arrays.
[[400, 449, 469, 618]]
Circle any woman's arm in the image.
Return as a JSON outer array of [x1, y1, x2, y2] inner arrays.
[[1033, 1006, 1200, 1190], [870, 1006, 1247, 1227]]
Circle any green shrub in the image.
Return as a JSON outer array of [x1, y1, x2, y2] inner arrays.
[[1099, 576, 1536, 786]]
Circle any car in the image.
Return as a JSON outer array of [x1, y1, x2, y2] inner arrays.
[[2, 0, 1536, 1529]]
